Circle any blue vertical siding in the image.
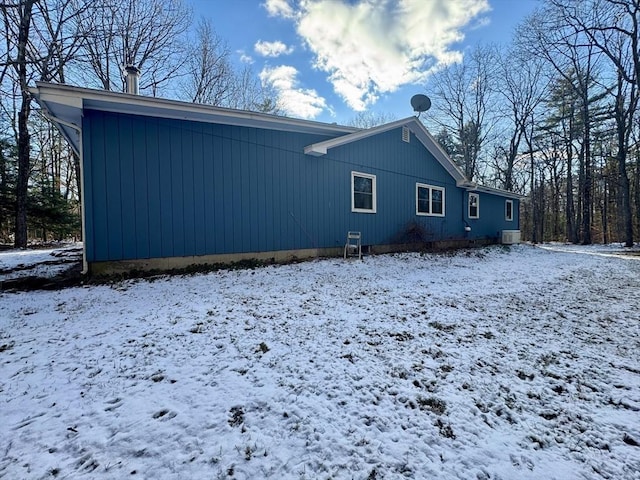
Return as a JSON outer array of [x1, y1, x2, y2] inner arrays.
[[118, 115, 137, 260], [103, 117, 123, 259], [465, 191, 520, 240], [132, 119, 149, 259], [191, 123, 206, 256], [145, 120, 163, 258], [157, 122, 174, 256], [82, 111, 518, 263]]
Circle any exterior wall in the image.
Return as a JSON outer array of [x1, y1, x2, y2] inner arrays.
[[82, 110, 518, 267], [323, 128, 466, 245], [82, 110, 343, 263], [464, 191, 520, 242]]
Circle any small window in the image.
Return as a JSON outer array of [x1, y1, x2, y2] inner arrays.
[[402, 126, 410, 143], [505, 199, 514, 221], [468, 193, 479, 219], [416, 183, 445, 217], [352, 171, 377, 213]]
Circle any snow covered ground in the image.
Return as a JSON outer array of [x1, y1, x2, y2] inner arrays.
[[1, 244, 639, 479]]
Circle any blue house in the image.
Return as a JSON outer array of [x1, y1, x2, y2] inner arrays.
[[31, 82, 521, 275]]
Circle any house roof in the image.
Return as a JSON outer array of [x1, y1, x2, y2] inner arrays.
[[468, 185, 524, 200], [29, 82, 358, 155], [31, 82, 521, 200], [305, 116, 470, 186], [304, 116, 524, 199]]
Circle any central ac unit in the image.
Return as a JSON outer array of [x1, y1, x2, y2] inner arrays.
[[501, 230, 521, 245]]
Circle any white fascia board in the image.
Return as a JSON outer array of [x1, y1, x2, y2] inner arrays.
[[406, 119, 467, 184], [305, 117, 414, 156], [304, 144, 327, 156], [457, 179, 522, 200], [32, 82, 357, 136], [457, 180, 476, 188], [472, 185, 524, 200], [33, 88, 83, 110]]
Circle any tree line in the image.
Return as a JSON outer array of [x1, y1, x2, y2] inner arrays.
[[427, 0, 640, 247], [2, 0, 639, 248], [0, 0, 279, 247]]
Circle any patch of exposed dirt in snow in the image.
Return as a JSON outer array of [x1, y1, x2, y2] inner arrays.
[[0, 244, 83, 291], [0, 245, 639, 479]]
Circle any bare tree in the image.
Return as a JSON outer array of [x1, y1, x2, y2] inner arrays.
[[179, 21, 282, 114], [494, 48, 548, 191], [77, 0, 191, 95], [2, 0, 89, 247], [429, 45, 498, 181], [228, 64, 282, 113], [518, 4, 603, 244], [552, 0, 639, 246], [181, 18, 233, 105], [347, 111, 396, 129], [1, 0, 35, 248]]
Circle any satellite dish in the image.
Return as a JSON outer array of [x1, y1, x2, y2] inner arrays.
[[410, 94, 431, 116]]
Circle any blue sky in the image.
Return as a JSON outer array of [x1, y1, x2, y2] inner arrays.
[[189, 0, 539, 123]]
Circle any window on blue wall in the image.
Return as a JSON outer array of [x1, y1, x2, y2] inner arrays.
[[468, 193, 479, 219], [352, 171, 377, 213], [505, 199, 514, 221], [416, 183, 445, 216]]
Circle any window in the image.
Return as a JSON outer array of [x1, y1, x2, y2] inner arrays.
[[416, 183, 445, 217], [468, 193, 479, 219], [505, 199, 514, 221], [352, 171, 376, 213]]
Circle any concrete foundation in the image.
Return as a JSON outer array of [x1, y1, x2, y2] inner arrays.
[[88, 237, 499, 277]]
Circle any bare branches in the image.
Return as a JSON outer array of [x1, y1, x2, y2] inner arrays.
[[180, 17, 234, 105], [76, 0, 191, 94], [429, 44, 499, 181]]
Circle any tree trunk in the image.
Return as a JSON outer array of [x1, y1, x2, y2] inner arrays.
[[540, 168, 546, 242], [14, 0, 36, 248], [602, 179, 608, 245], [616, 110, 633, 247], [552, 163, 561, 239], [581, 100, 592, 245], [635, 145, 640, 240], [73, 151, 82, 240], [531, 149, 537, 244], [618, 154, 633, 247], [566, 147, 577, 243], [614, 73, 634, 247]]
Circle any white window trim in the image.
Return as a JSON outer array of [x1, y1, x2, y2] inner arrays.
[[505, 199, 514, 221], [416, 183, 445, 217], [351, 171, 377, 214], [468, 192, 480, 219]]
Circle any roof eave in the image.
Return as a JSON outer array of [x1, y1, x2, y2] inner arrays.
[[471, 185, 525, 200], [30, 82, 359, 137], [304, 144, 327, 156]]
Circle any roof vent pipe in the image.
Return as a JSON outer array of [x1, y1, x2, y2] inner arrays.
[[125, 65, 140, 95]]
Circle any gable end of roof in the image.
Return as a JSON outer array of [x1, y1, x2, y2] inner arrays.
[[304, 117, 468, 185]]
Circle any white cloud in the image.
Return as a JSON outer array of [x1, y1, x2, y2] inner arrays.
[[254, 40, 294, 57], [259, 65, 327, 119], [263, 0, 296, 18], [238, 51, 254, 64], [278, 0, 490, 111]]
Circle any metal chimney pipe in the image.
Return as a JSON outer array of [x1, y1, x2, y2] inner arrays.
[[125, 65, 140, 95]]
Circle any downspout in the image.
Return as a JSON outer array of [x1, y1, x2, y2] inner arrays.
[[462, 188, 474, 237], [42, 112, 88, 275]]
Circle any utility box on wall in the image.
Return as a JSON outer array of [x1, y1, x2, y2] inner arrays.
[[501, 230, 521, 245]]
